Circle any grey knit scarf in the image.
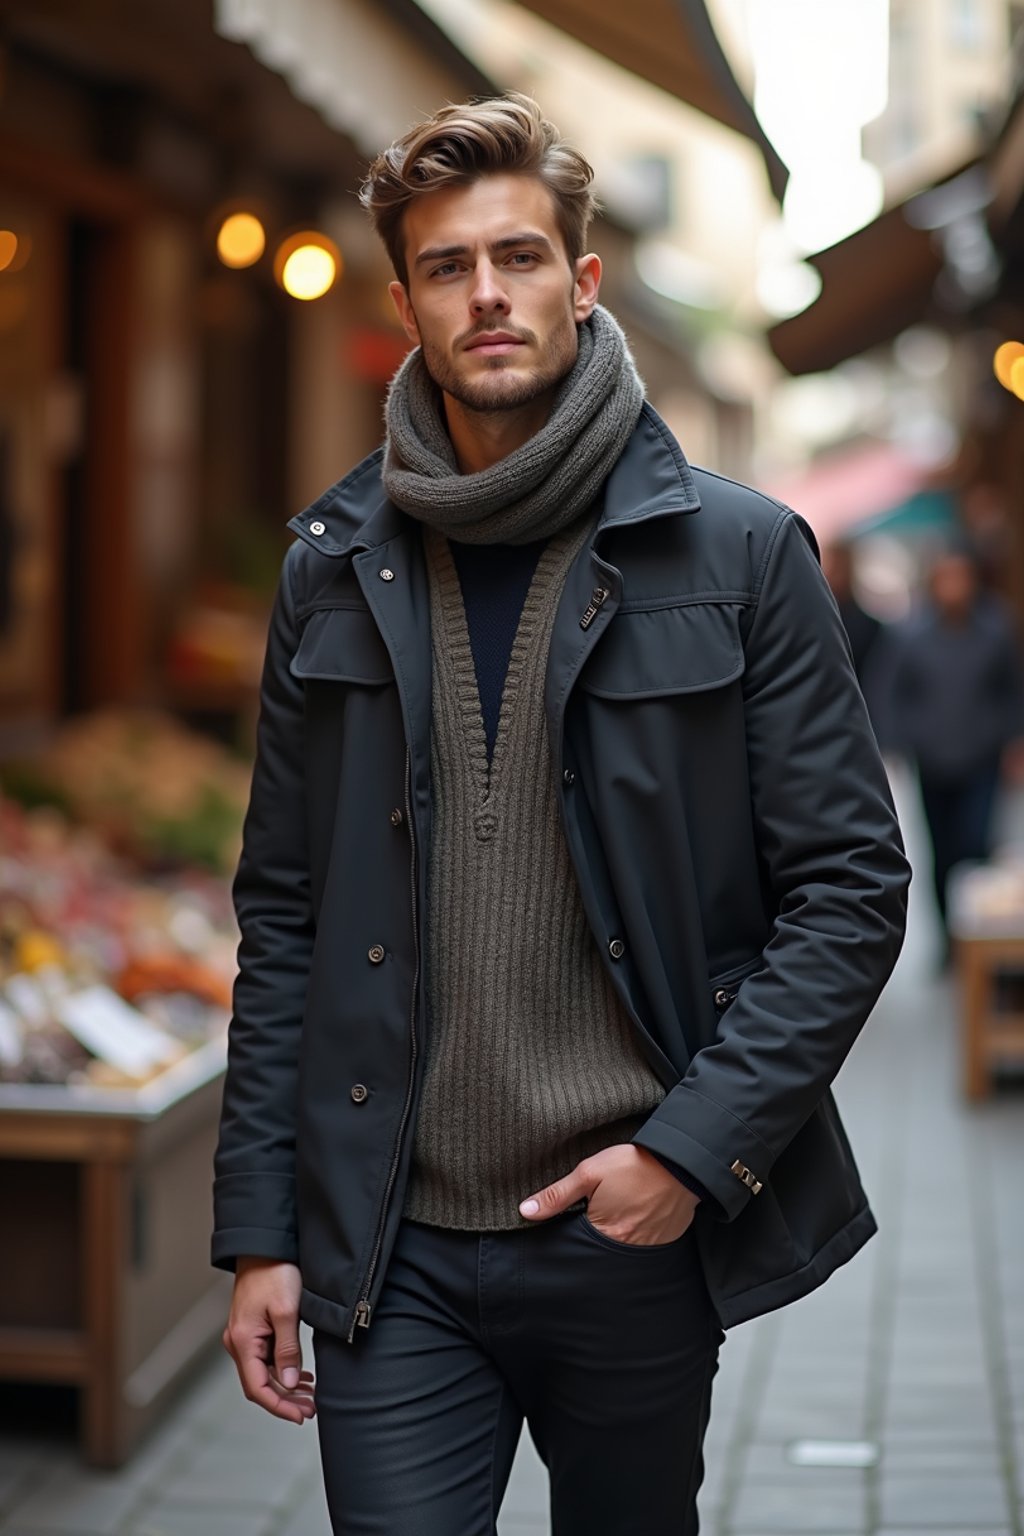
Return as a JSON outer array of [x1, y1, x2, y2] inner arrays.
[[382, 304, 644, 546]]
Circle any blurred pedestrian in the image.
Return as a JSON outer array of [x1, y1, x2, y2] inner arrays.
[[212, 94, 909, 1535], [880, 544, 1024, 959], [821, 539, 882, 682], [822, 538, 884, 731]]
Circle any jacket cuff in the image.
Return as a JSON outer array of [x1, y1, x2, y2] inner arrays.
[[632, 1085, 774, 1222], [211, 1227, 300, 1272], [212, 1171, 298, 1270]]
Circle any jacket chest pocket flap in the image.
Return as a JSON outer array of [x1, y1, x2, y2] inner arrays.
[[579, 601, 747, 699], [289, 605, 394, 685]]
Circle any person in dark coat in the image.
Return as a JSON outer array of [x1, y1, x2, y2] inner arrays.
[[212, 94, 909, 1536], [879, 545, 1024, 953], [821, 538, 882, 680], [822, 538, 885, 733]]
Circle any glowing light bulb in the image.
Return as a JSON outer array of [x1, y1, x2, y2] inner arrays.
[[994, 342, 1024, 392], [274, 232, 342, 301], [0, 231, 18, 273], [216, 213, 266, 269]]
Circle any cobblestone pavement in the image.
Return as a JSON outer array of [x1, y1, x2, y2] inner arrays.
[[1, 767, 1022, 1534]]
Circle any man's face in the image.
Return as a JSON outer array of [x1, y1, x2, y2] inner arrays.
[[389, 174, 600, 415], [930, 554, 978, 619]]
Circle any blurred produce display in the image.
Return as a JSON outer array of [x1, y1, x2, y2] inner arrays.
[[1, 709, 251, 876], [0, 711, 246, 1091], [166, 601, 267, 691]]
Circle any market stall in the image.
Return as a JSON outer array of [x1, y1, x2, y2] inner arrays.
[[0, 712, 246, 1465]]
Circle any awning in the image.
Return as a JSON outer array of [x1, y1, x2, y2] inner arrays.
[[767, 441, 933, 545], [513, 0, 788, 199], [852, 488, 956, 541], [768, 205, 944, 377], [988, 93, 1024, 258], [214, 0, 493, 157], [767, 147, 1013, 377]]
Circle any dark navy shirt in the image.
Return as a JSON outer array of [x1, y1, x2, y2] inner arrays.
[[449, 538, 546, 762]]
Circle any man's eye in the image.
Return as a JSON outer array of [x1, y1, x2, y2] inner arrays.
[[431, 262, 460, 278], [508, 253, 537, 266]]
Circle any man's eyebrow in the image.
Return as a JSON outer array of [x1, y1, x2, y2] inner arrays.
[[414, 243, 468, 268], [491, 232, 556, 254], [414, 232, 556, 267]]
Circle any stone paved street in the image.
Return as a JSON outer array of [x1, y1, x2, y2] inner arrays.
[[0, 765, 1022, 1534]]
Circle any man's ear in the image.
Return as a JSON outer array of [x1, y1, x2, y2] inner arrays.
[[572, 253, 602, 323], [389, 281, 420, 344]]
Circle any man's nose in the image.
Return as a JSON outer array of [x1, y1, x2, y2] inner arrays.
[[470, 261, 510, 316]]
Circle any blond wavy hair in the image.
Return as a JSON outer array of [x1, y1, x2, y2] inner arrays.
[[360, 94, 597, 285]]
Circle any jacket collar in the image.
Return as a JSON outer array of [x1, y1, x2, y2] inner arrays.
[[287, 402, 701, 558], [596, 402, 700, 535]]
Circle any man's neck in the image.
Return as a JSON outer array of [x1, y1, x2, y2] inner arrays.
[[443, 391, 555, 475]]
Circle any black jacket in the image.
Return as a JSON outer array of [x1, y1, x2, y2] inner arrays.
[[212, 405, 910, 1334]]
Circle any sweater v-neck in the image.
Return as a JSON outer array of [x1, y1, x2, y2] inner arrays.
[[425, 528, 573, 811], [449, 538, 547, 763]]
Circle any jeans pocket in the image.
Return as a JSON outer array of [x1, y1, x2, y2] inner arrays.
[[577, 1211, 689, 1255]]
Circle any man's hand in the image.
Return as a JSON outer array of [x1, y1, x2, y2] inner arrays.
[[518, 1144, 699, 1246], [223, 1258, 316, 1424]]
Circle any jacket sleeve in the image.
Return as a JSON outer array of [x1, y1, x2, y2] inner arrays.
[[211, 544, 313, 1271], [632, 510, 910, 1220]]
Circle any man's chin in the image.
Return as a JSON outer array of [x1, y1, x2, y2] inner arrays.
[[452, 370, 550, 414]]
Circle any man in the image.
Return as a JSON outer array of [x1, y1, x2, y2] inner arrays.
[[820, 540, 882, 683], [879, 543, 1023, 957], [821, 539, 885, 736], [213, 95, 909, 1535]]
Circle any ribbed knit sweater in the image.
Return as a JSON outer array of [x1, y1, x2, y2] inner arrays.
[[403, 519, 667, 1230]]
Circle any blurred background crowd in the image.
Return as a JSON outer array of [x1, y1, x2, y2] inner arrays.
[[1, 0, 1024, 1483]]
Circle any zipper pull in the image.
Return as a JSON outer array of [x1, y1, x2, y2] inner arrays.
[[355, 1300, 372, 1329], [579, 586, 610, 631]]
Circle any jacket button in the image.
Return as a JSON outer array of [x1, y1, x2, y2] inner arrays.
[[713, 988, 732, 1009], [310, 521, 326, 536], [390, 808, 404, 826], [608, 937, 625, 960], [563, 768, 575, 786], [368, 944, 385, 964], [350, 1084, 369, 1104], [379, 568, 395, 582]]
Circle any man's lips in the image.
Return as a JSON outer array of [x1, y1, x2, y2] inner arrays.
[[464, 333, 525, 355]]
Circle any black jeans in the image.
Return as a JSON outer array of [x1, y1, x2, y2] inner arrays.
[[314, 1213, 723, 1536]]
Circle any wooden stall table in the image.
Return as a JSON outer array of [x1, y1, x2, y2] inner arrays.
[[950, 863, 1024, 1100], [0, 1040, 231, 1467]]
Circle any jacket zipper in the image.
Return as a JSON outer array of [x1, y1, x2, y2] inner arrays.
[[348, 746, 420, 1340], [579, 585, 609, 631]]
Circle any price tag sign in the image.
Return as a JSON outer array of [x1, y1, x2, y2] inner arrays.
[[57, 987, 184, 1079]]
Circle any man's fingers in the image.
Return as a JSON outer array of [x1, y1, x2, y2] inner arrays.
[[238, 1348, 315, 1424], [519, 1163, 593, 1220], [271, 1312, 303, 1391]]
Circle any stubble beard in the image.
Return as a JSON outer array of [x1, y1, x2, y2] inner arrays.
[[420, 312, 579, 417]]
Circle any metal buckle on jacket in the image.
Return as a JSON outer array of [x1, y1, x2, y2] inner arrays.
[[731, 1159, 763, 1195]]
